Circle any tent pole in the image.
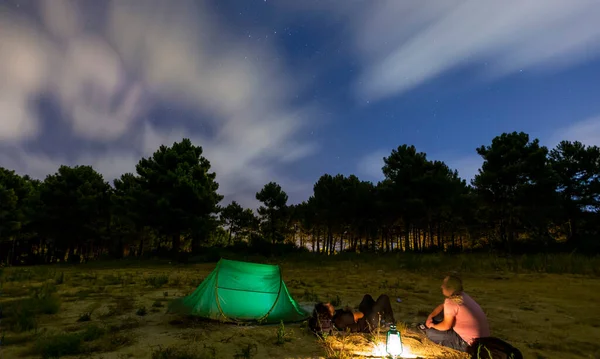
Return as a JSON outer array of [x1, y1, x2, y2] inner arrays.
[[259, 264, 284, 323], [214, 259, 231, 322]]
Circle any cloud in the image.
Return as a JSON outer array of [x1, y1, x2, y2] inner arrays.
[[57, 35, 145, 141], [0, 14, 51, 142], [548, 116, 600, 148], [0, 0, 320, 209], [0, 2, 145, 142], [356, 150, 387, 181], [39, 0, 81, 41], [440, 154, 482, 184], [348, 0, 600, 102]]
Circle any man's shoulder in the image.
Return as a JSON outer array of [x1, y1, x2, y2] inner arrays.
[[443, 298, 460, 312], [461, 292, 479, 305], [443, 298, 457, 304]]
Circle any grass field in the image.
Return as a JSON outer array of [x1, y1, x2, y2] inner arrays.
[[1, 253, 600, 359]]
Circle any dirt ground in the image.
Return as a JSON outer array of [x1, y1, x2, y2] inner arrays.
[[1, 259, 599, 359]]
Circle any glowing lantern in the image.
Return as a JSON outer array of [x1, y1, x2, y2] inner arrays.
[[386, 324, 403, 357]]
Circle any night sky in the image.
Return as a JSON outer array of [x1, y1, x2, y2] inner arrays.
[[1, 0, 600, 209]]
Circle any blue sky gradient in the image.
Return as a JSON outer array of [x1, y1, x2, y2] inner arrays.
[[1, 0, 600, 208]]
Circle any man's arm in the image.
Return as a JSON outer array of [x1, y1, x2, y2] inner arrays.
[[431, 308, 456, 331], [428, 303, 444, 320]]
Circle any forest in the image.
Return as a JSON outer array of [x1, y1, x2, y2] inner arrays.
[[1, 131, 599, 265]]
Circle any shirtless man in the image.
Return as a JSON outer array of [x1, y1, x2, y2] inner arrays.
[[311, 294, 395, 333], [423, 275, 490, 352]]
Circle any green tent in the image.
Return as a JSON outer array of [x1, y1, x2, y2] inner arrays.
[[168, 259, 309, 323]]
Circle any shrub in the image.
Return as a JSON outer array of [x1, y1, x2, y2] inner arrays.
[[152, 300, 165, 308], [32, 332, 84, 359], [77, 312, 92, 322], [145, 275, 169, 288], [275, 321, 293, 345], [36, 295, 61, 315], [31, 324, 107, 358], [3, 283, 61, 333], [80, 324, 106, 342], [4, 300, 38, 332], [54, 272, 65, 285], [101, 296, 135, 318], [4, 268, 33, 282], [136, 306, 147, 316], [151, 345, 217, 359]]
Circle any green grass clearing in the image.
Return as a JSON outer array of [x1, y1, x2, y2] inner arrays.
[[1, 255, 599, 358]]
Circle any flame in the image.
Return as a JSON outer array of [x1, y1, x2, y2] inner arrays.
[[371, 343, 419, 358]]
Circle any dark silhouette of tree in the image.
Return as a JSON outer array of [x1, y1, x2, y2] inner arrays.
[[220, 201, 258, 245], [112, 173, 149, 257], [3, 131, 600, 265], [38, 165, 111, 262], [472, 132, 556, 251], [134, 138, 223, 257], [256, 182, 289, 244], [549, 141, 600, 248]]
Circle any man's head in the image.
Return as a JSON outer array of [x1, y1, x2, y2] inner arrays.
[[314, 302, 335, 318], [441, 275, 463, 297]]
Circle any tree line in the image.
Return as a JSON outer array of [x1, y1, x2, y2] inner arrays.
[[1, 132, 599, 264]]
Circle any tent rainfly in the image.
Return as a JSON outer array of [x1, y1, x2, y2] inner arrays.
[[168, 259, 309, 323]]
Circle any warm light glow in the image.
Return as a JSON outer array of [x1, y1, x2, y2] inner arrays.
[[386, 324, 403, 357], [372, 343, 419, 358], [386, 333, 403, 356]]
